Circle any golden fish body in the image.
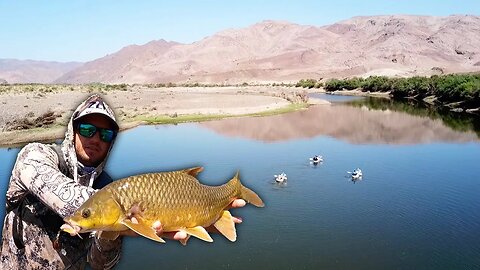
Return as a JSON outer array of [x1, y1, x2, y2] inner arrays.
[[62, 167, 264, 244]]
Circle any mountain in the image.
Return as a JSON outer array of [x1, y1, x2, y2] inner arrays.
[[0, 59, 82, 83], [5, 15, 480, 84], [321, 15, 480, 77], [57, 40, 180, 83], [59, 15, 480, 84]]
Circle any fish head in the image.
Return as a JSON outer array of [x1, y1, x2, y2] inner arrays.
[[62, 191, 123, 235]]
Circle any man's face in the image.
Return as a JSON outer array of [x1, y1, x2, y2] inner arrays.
[[74, 114, 115, 167]]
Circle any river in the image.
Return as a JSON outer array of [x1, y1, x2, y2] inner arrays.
[[0, 96, 479, 269]]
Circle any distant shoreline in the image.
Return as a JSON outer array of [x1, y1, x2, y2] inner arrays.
[[0, 85, 327, 147], [319, 74, 480, 113]]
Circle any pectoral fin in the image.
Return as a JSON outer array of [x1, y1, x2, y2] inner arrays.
[[122, 218, 165, 243], [213, 210, 237, 242], [181, 226, 213, 242], [97, 231, 120, 241]]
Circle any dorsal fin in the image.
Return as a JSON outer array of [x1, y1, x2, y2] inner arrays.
[[181, 167, 204, 177]]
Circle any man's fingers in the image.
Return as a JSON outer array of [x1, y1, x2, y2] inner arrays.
[[152, 221, 162, 230], [152, 220, 165, 237], [229, 199, 245, 224], [232, 216, 243, 224], [173, 231, 188, 240], [150, 206, 244, 241], [151, 220, 188, 240], [162, 231, 188, 240], [231, 199, 246, 208]]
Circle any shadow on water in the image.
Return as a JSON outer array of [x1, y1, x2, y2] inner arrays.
[[347, 97, 480, 139]]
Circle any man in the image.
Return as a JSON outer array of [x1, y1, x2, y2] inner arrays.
[[0, 94, 125, 269], [0, 94, 245, 269]]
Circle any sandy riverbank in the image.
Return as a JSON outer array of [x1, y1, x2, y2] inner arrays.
[[0, 86, 328, 146]]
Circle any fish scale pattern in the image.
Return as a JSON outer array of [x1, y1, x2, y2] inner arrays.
[[107, 171, 240, 231]]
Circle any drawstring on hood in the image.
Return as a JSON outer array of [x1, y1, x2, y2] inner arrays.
[[60, 94, 118, 187], [88, 171, 97, 188], [78, 163, 97, 187]]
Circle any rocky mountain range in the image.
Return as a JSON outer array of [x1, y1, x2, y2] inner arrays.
[[1, 15, 479, 84], [0, 59, 81, 84]]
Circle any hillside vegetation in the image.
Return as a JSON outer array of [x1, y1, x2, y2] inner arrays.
[[297, 74, 480, 112]]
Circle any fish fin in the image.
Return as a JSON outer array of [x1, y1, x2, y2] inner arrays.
[[241, 185, 265, 207], [122, 219, 165, 243], [213, 210, 237, 242], [97, 231, 120, 240], [182, 167, 204, 177], [179, 235, 191, 246], [181, 226, 213, 242], [230, 171, 264, 207]]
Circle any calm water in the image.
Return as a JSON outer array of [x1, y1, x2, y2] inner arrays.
[[310, 92, 364, 102], [1, 102, 479, 269]]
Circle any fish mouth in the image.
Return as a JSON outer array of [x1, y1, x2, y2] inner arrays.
[[60, 221, 82, 237]]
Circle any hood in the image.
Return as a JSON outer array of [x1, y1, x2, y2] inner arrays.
[[60, 94, 118, 187]]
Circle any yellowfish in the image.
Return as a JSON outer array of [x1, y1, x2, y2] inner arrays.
[[61, 167, 264, 244]]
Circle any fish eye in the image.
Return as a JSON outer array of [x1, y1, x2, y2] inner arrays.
[[82, 209, 91, 218]]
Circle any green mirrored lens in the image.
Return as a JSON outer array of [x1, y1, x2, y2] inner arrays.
[[100, 129, 115, 142], [79, 124, 96, 138], [78, 123, 115, 142]]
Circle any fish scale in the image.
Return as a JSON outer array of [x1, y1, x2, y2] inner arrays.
[[62, 167, 264, 244], [107, 171, 238, 230]]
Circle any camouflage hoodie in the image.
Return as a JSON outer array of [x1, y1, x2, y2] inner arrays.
[[0, 94, 122, 269]]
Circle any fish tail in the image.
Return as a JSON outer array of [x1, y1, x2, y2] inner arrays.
[[240, 185, 264, 207], [232, 171, 265, 207]]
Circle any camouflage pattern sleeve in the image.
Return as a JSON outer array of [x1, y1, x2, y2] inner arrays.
[[88, 236, 122, 270], [14, 143, 95, 218]]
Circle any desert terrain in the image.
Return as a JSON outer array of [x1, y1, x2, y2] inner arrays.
[[1, 14, 479, 146], [0, 86, 324, 146]]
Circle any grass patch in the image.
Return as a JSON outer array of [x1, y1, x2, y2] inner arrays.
[[136, 114, 228, 124], [134, 102, 308, 125], [244, 102, 308, 117]]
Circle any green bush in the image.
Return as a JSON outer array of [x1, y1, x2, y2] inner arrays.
[[361, 76, 392, 92], [297, 73, 480, 108], [296, 79, 317, 89]]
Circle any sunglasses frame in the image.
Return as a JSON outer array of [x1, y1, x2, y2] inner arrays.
[[76, 123, 117, 143]]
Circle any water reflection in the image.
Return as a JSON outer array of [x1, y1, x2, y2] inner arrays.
[[348, 97, 480, 138], [309, 92, 364, 103], [200, 103, 479, 144], [1, 117, 480, 269]]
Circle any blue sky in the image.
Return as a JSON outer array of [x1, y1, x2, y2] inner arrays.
[[1, 0, 479, 62]]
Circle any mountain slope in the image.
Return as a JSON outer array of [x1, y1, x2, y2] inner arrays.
[[57, 39, 180, 83], [6, 15, 480, 84], [0, 59, 82, 83]]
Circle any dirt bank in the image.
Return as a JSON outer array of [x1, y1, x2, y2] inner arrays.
[[0, 85, 321, 146]]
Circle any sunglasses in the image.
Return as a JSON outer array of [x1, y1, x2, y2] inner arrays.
[[77, 123, 117, 143]]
